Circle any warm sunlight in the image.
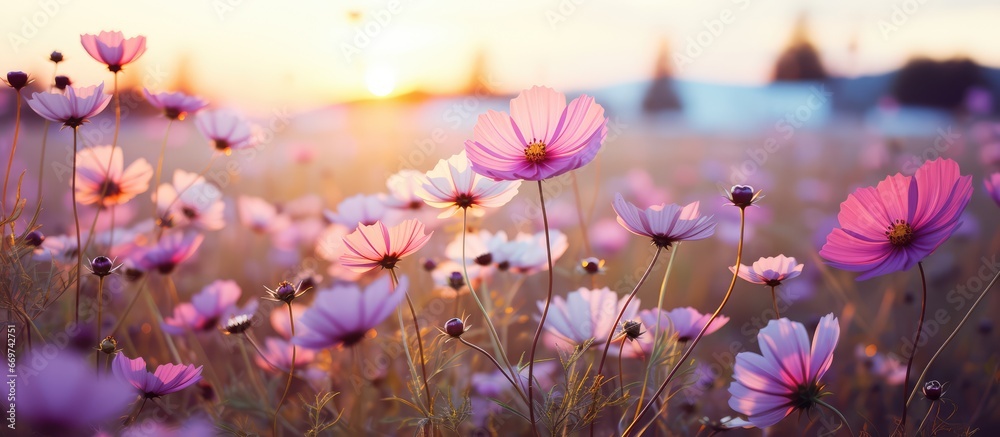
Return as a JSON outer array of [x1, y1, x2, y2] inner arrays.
[[365, 67, 396, 97]]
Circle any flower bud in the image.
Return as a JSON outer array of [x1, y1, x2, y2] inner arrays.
[[922, 380, 944, 401], [49, 51, 63, 63], [447, 272, 465, 290], [54, 75, 71, 91], [90, 256, 116, 277], [444, 318, 465, 338], [99, 336, 118, 355], [727, 185, 760, 209], [622, 320, 644, 341], [223, 314, 252, 335], [24, 231, 44, 247], [5, 71, 29, 90]]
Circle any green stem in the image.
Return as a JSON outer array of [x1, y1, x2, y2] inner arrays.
[[899, 262, 928, 437], [71, 128, 82, 325], [2, 91, 22, 216], [274, 303, 297, 436], [527, 180, 554, 436], [816, 398, 854, 437], [906, 268, 1000, 407], [634, 245, 680, 421], [771, 285, 780, 319], [95, 275, 104, 373], [624, 207, 747, 437]]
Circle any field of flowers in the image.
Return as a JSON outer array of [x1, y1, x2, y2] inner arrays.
[[1, 30, 999, 437]]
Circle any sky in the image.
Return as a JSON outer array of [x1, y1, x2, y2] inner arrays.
[[3, 0, 999, 109]]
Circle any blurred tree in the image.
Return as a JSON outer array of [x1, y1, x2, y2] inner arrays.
[[772, 14, 827, 82], [892, 57, 984, 110], [641, 38, 681, 113]]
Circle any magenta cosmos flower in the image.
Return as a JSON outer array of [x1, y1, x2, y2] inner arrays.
[[340, 219, 432, 272], [416, 150, 521, 218], [464, 86, 608, 181], [819, 158, 972, 280], [26, 83, 111, 128], [613, 193, 716, 249], [255, 337, 316, 373], [730, 255, 804, 287], [74, 145, 152, 207], [237, 195, 289, 234], [984, 173, 1000, 208], [294, 275, 408, 349], [324, 193, 388, 230], [728, 313, 840, 428], [137, 231, 203, 274], [113, 353, 203, 398], [623, 308, 730, 358], [163, 280, 258, 335], [80, 31, 146, 72], [196, 109, 254, 153], [17, 352, 133, 435], [143, 88, 208, 120], [540, 287, 639, 351]]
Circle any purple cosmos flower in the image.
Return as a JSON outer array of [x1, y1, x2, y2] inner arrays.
[[17, 352, 133, 434], [163, 280, 257, 334], [137, 232, 203, 274], [494, 230, 568, 274], [540, 287, 639, 351], [237, 195, 289, 234], [324, 193, 388, 230], [819, 158, 972, 280], [730, 255, 804, 287], [985, 173, 1000, 208], [143, 88, 208, 121], [294, 275, 409, 349], [155, 169, 225, 231], [622, 307, 730, 358], [727, 313, 840, 428], [80, 31, 146, 72], [74, 145, 153, 208], [112, 353, 203, 398], [196, 109, 254, 153], [464, 85, 608, 181], [415, 150, 521, 217], [26, 83, 111, 128], [255, 337, 316, 373], [613, 193, 716, 249]]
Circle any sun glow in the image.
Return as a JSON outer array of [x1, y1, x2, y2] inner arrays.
[[365, 67, 396, 97]]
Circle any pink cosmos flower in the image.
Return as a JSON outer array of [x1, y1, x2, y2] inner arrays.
[[339, 220, 432, 273], [444, 229, 510, 270], [26, 83, 111, 128], [315, 223, 364, 281], [155, 169, 225, 231], [195, 109, 254, 153], [238, 195, 289, 234], [730, 255, 804, 287], [540, 287, 639, 351], [384, 169, 427, 209], [856, 344, 906, 386], [74, 145, 152, 208], [498, 230, 569, 274], [112, 353, 203, 398], [137, 232, 203, 274], [985, 173, 1000, 208], [613, 193, 716, 249], [80, 31, 146, 72], [143, 89, 208, 120], [727, 313, 840, 428], [162, 280, 258, 335], [464, 86, 608, 181], [416, 150, 521, 218], [324, 193, 388, 230], [819, 158, 972, 280], [17, 352, 133, 435], [622, 307, 730, 358], [255, 337, 316, 373], [294, 275, 408, 349]]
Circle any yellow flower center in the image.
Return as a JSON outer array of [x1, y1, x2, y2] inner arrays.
[[886, 220, 914, 246], [524, 140, 546, 163]]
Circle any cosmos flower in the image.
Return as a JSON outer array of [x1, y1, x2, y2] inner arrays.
[[444, 229, 510, 270], [294, 275, 409, 349], [819, 159, 972, 280], [339, 220, 432, 273], [195, 109, 255, 153], [495, 230, 569, 274], [255, 337, 316, 373], [612, 193, 716, 249], [464, 85, 608, 181], [26, 83, 111, 128], [237, 195, 289, 234], [730, 255, 804, 287], [324, 193, 388, 230], [315, 223, 364, 281], [384, 169, 428, 209], [415, 150, 521, 218], [112, 353, 203, 398], [621, 307, 730, 358], [162, 280, 257, 335], [32, 233, 83, 267], [727, 313, 840, 428], [121, 416, 216, 437], [80, 31, 146, 72], [539, 287, 639, 351], [985, 173, 1000, 208], [16, 352, 133, 435], [74, 145, 152, 208], [143, 89, 208, 120], [155, 169, 225, 231], [856, 345, 907, 386], [136, 232, 203, 274]]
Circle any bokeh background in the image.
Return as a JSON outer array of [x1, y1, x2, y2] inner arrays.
[[3, 0, 1000, 435]]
